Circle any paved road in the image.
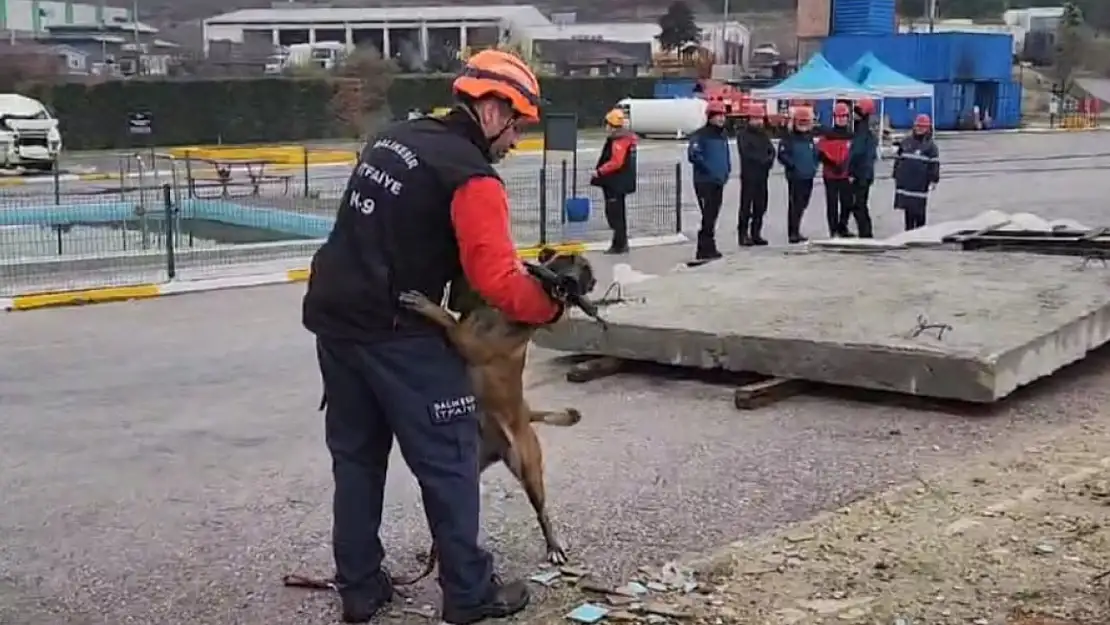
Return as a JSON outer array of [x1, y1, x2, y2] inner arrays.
[[5, 244, 1110, 624], [5, 131, 1110, 296]]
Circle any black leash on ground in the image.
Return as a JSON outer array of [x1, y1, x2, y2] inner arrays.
[[282, 569, 425, 596]]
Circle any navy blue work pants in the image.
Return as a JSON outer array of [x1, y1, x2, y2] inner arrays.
[[316, 334, 493, 608]]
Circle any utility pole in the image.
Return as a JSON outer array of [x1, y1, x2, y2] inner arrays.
[[927, 0, 937, 32], [721, 0, 729, 64]]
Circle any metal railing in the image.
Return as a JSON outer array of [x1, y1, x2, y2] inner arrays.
[[0, 161, 688, 297]]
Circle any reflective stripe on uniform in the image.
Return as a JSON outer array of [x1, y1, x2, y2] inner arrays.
[[896, 152, 939, 162]]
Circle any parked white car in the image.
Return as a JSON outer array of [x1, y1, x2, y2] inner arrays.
[[0, 94, 62, 171]]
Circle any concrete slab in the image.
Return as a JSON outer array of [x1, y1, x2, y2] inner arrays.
[[533, 248, 1110, 402]]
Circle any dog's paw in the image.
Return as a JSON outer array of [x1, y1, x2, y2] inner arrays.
[[398, 290, 431, 309], [565, 408, 583, 425], [547, 546, 569, 566]]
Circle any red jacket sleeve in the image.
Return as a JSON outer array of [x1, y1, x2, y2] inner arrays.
[[450, 176, 560, 324], [597, 136, 632, 176]]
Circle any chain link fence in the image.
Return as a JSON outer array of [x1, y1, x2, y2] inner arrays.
[[0, 158, 685, 297]]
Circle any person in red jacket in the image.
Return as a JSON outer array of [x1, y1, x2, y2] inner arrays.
[[591, 108, 638, 254], [817, 101, 854, 238], [301, 49, 558, 625]]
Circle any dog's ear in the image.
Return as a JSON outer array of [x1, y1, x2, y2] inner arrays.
[[537, 246, 558, 264]]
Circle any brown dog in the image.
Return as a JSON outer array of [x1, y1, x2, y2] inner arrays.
[[393, 248, 597, 583]]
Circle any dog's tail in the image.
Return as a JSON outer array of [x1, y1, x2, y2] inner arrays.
[[530, 408, 582, 427]]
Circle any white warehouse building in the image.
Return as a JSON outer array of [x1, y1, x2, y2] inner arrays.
[[517, 20, 750, 65], [203, 4, 750, 66], [202, 5, 550, 59]]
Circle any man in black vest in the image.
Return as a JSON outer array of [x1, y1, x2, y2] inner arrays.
[[591, 108, 638, 254], [302, 50, 561, 624]]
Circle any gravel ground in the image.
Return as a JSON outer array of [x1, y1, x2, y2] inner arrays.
[[523, 412, 1110, 625]]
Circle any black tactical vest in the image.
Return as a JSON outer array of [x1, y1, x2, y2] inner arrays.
[[303, 112, 498, 340], [595, 131, 638, 196]]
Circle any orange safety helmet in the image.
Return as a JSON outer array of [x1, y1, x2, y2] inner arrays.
[[854, 98, 875, 116], [452, 49, 542, 123], [705, 100, 728, 116]]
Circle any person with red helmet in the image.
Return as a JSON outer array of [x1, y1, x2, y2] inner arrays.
[[735, 102, 775, 246], [816, 101, 854, 238], [845, 97, 877, 237], [686, 99, 731, 259], [893, 113, 941, 231], [302, 49, 560, 624], [776, 106, 819, 243]]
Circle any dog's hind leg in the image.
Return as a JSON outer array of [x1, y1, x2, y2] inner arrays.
[[529, 408, 582, 427], [501, 422, 567, 565]]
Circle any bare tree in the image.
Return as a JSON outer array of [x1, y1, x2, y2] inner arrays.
[[329, 46, 397, 138], [1055, 2, 1087, 90]]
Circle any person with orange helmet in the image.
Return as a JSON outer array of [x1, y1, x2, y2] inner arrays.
[[301, 48, 559, 624], [846, 97, 877, 238], [686, 99, 731, 260], [736, 102, 775, 246], [776, 106, 819, 243], [591, 106, 639, 254], [816, 101, 855, 238], [892, 113, 940, 231]]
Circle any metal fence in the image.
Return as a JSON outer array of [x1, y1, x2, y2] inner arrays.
[[0, 156, 685, 297]]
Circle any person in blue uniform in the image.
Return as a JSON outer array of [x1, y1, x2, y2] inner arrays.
[[846, 97, 877, 237], [687, 100, 731, 259], [735, 103, 775, 246], [301, 49, 562, 624], [892, 113, 940, 231], [776, 106, 819, 243]]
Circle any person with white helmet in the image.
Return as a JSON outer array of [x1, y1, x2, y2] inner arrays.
[[302, 49, 560, 624]]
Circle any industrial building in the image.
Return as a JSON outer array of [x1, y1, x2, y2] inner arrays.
[[0, 0, 130, 35], [202, 5, 549, 59], [202, 4, 750, 67]]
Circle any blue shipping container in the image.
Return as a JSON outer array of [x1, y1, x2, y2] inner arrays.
[[972, 81, 1023, 129], [831, 0, 895, 36], [931, 82, 976, 130], [994, 81, 1023, 129], [653, 79, 698, 99], [821, 33, 1014, 83]]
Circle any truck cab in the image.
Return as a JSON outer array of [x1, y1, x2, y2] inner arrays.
[[0, 94, 62, 171]]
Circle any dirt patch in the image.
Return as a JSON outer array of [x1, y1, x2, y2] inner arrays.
[[522, 420, 1110, 624]]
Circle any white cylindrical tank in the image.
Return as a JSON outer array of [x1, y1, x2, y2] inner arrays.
[[617, 98, 707, 138]]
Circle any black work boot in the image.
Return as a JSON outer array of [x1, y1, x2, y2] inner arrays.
[[750, 216, 768, 245], [696, 233, 721, 259], [339, 570, 394, 623], [442, 577, 530, 625]]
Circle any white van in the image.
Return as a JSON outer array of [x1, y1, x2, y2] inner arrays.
[[0, 94, 63, 171]]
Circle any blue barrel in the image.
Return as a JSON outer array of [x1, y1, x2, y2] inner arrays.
[[564, 197, 590, 223]]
